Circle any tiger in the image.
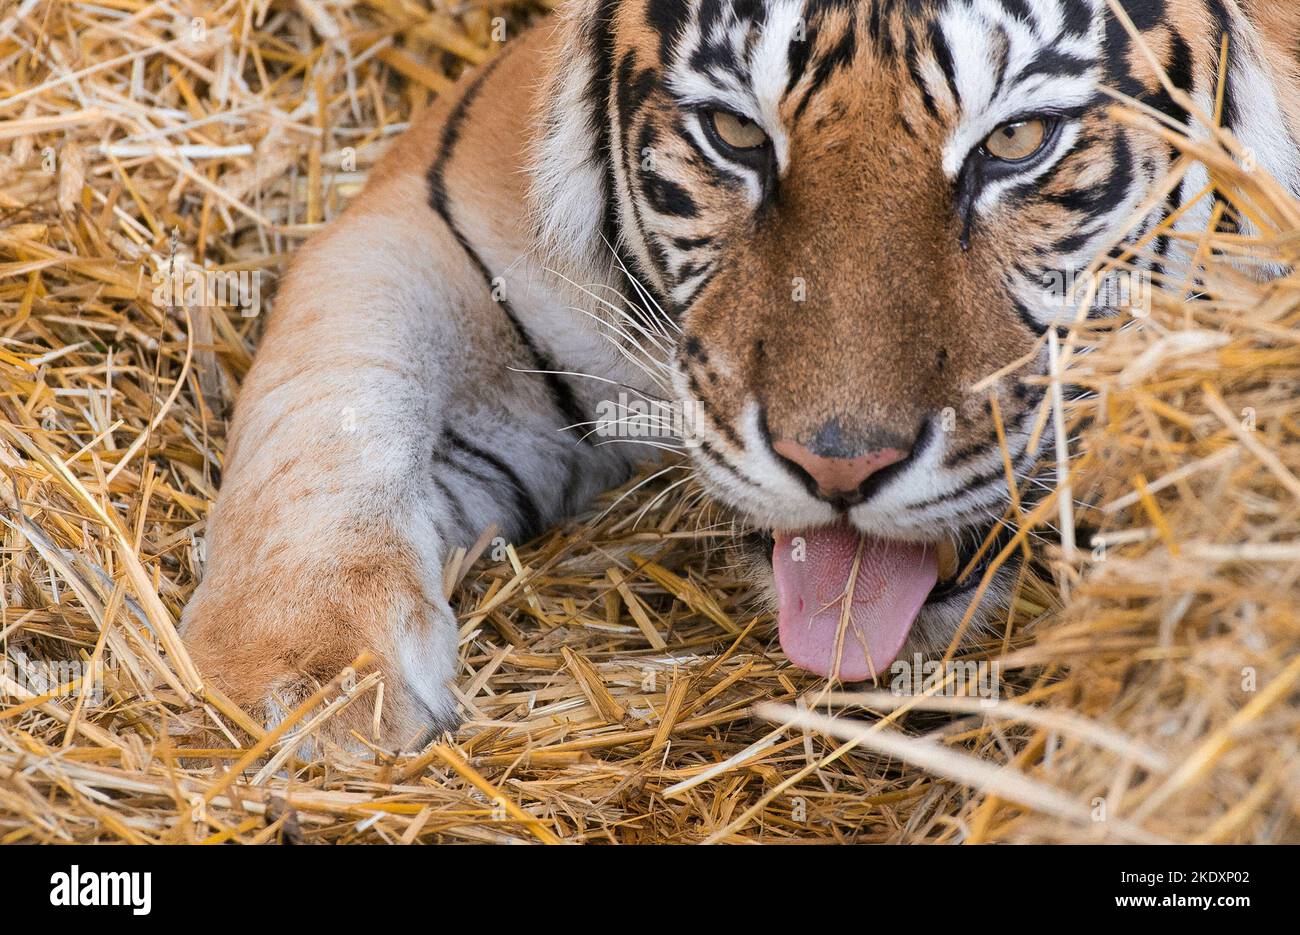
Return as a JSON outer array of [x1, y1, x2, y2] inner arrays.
[[182, 0, 1300, 746]]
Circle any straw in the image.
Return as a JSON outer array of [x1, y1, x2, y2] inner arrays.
[[0, 0, 1295, 844]]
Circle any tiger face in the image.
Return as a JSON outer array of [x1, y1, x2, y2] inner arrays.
[[532, 0, 1300, 678]]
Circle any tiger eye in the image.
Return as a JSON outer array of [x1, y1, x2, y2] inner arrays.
[[983, 119, 1048, 161], [709, 110, 769, 150]]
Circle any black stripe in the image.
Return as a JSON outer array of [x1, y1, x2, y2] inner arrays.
[[1011, 294, 1068, 338], [674, 259, 713, 286], [905, 34, 941, 121], [431, 476, 473, 543], [908, 454, 1025, 513], [1151, 151, 1178, 282], [989, 24, 1011, 100], [567, 0, 647, 325], [676, 263, 719, 308], [614, 50, 683, 315], [589, 0, 622, 265], [644, 0, 691, 64], [1150, 29, 1193, 128], [942, 385, 1047, 468], [1059, 0, 1092, 36], [1124, 0, 1167, 31], [426, 56, 590, 442], [686, 371, 742, 450], [1000, 0, 1033, 27], [445, 429, 545, 539], [1204, 6, 1246, 233], [1207, 0, 1237, 133], [1014, 48, 1094, 84], [866, 0, 885, 47], [641, 175, 698, 218], [695, 437, 760, 488], [785, 24, 815, 95], [928, 20, 960, 109], [1040, 129, 1135, 252], [944, 432, 1002, 468], [793, 18, 858, 123]]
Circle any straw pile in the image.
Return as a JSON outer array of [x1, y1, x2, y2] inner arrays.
[[0, 1, 1296, 844]]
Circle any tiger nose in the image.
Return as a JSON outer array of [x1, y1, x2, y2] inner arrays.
[[771, 434, 908, 498]]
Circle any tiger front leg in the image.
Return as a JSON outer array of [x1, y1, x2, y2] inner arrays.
[[180, 208, 573, 750]]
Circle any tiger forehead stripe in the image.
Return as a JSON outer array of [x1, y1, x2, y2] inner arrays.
[[636, 1, 1108, 141]]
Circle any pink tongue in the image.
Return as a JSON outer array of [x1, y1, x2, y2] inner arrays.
[[772, 525, 938, 682]]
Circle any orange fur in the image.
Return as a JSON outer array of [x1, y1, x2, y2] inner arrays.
[[184, 2, 1300, 747]]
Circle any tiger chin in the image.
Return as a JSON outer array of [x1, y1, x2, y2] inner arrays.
[[182, 0, 1300, 748]]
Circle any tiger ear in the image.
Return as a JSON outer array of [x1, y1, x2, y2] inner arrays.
[[526, 0, 613, 278]]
